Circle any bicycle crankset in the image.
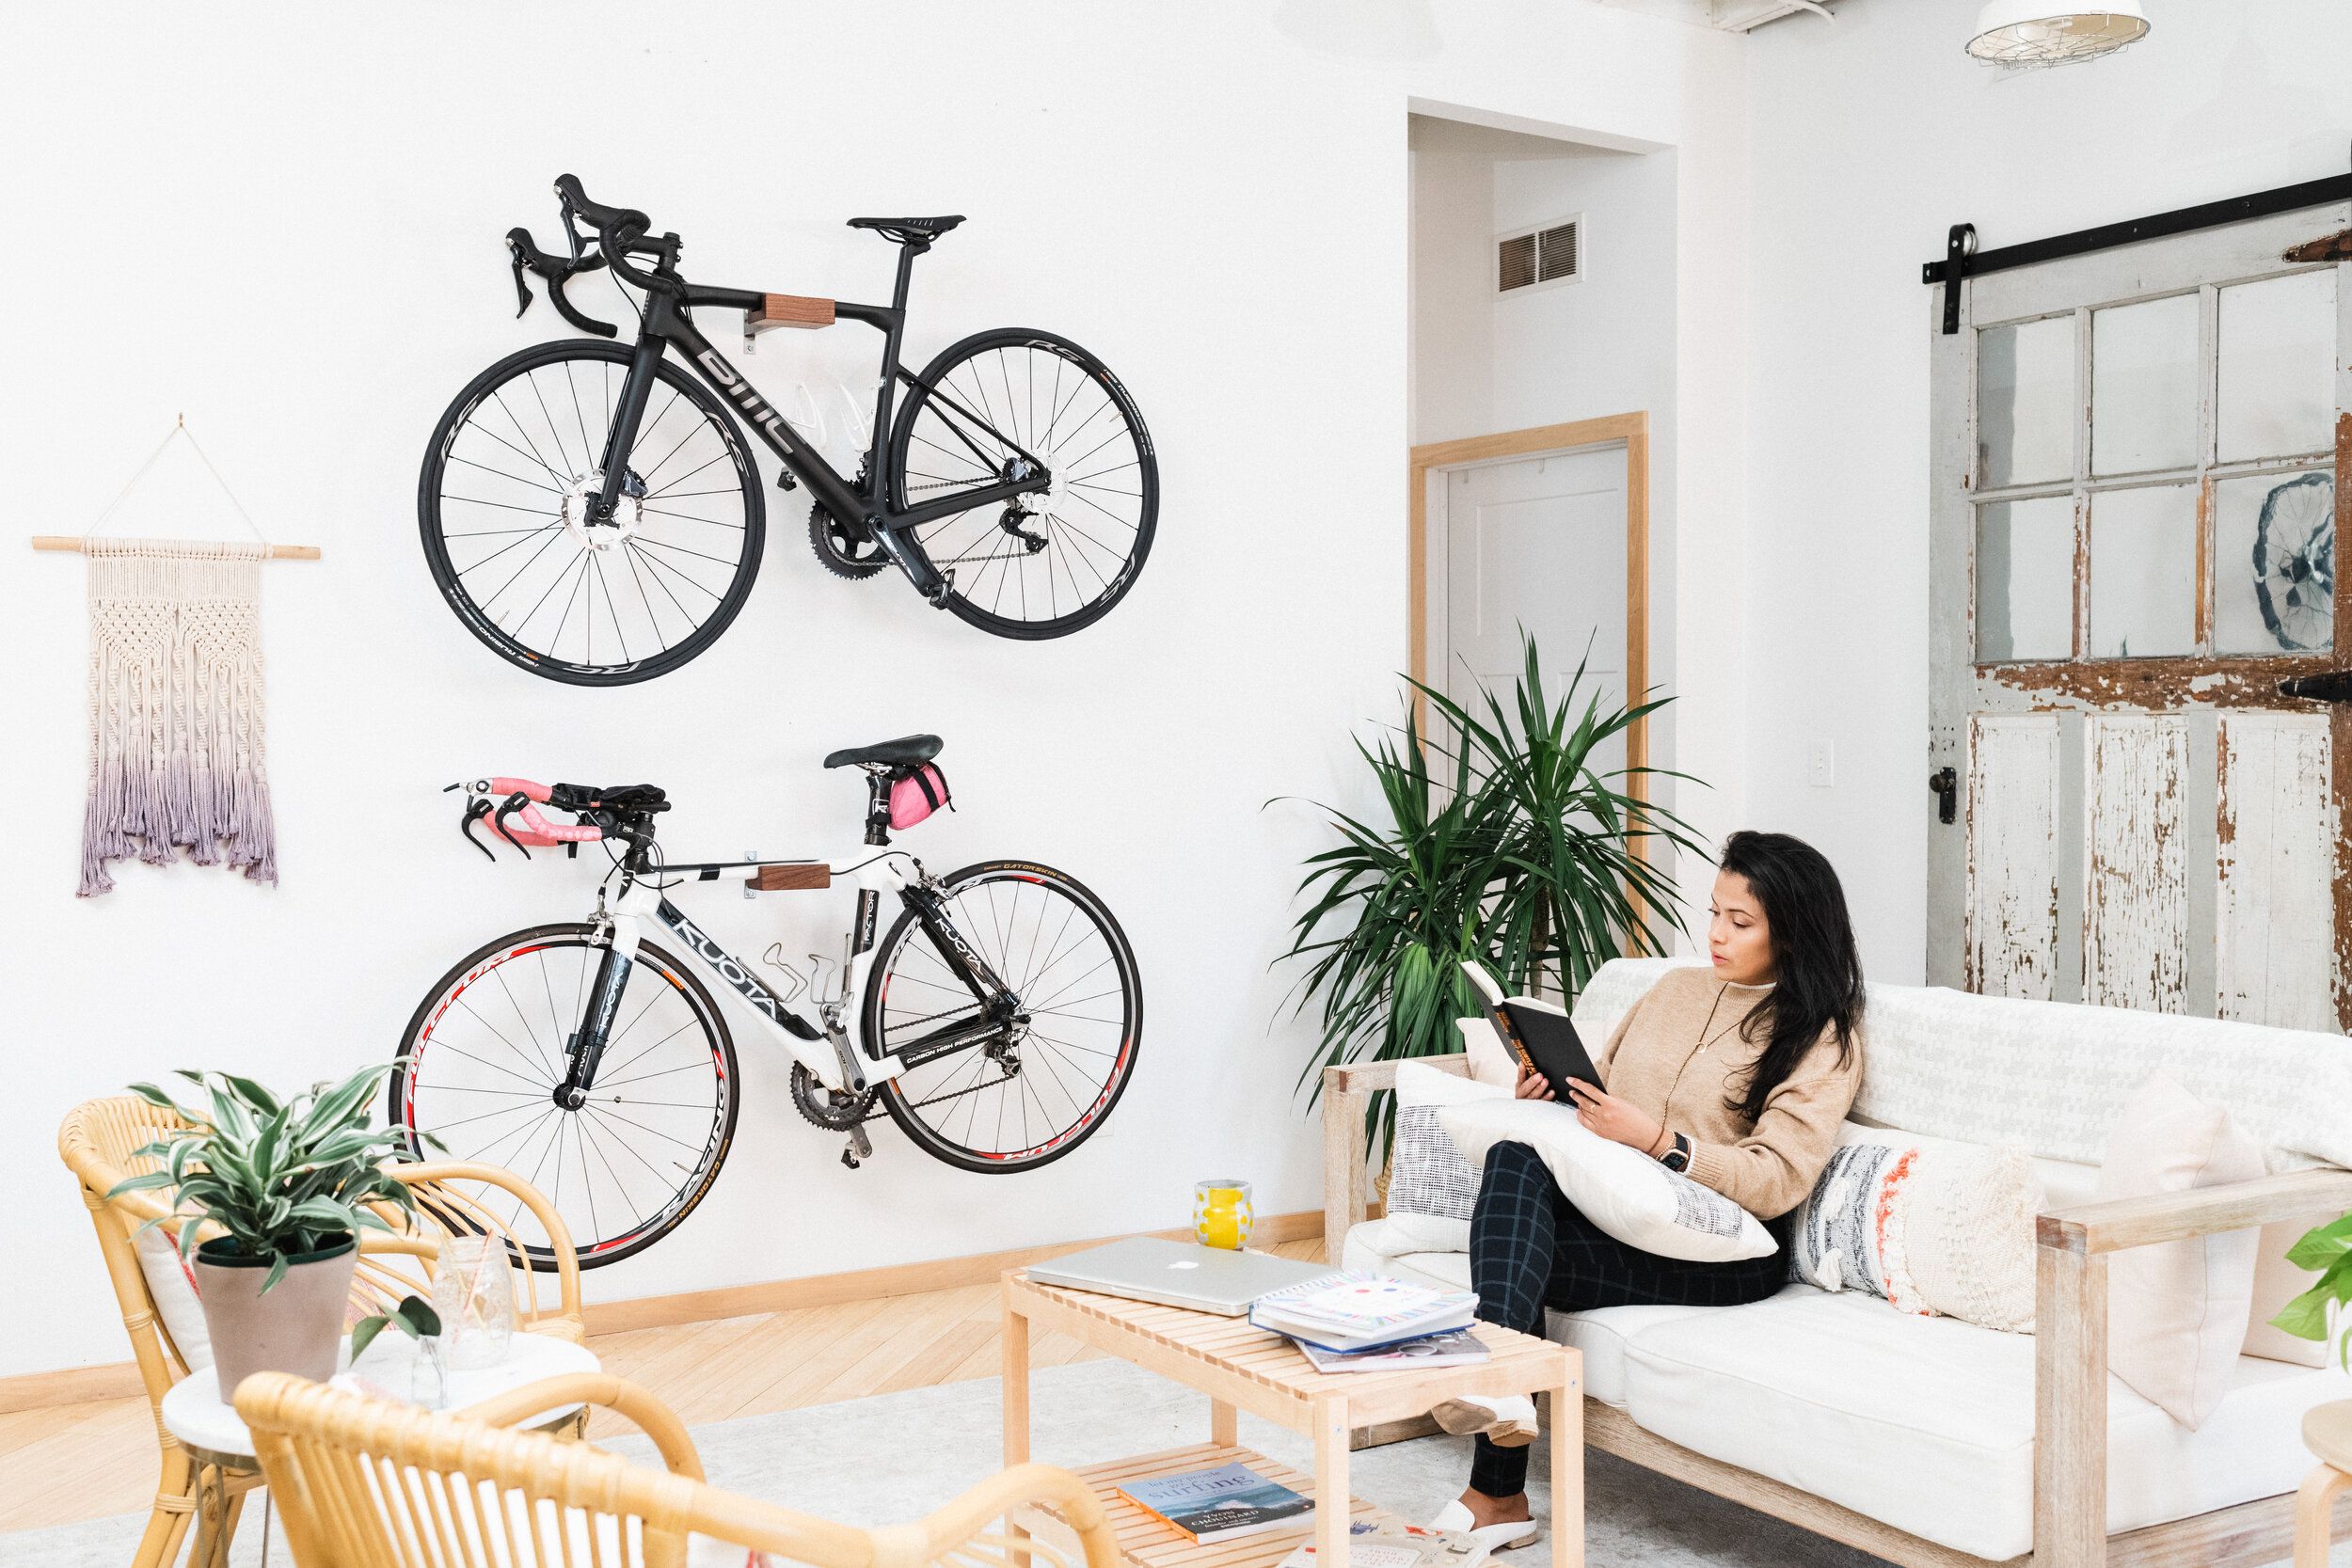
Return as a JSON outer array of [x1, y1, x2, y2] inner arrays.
[[789, 1060, 877, 1130], [808, 503, 890, 579]]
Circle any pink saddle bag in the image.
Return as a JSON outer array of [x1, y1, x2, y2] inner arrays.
[[889, 763, 952, 830]]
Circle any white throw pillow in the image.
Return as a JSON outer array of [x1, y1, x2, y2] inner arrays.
[[1381, 1062, 1509, 1252], [134, 1223, 213, 1370], [1438, 1099, 1775, 1263], [2099, 1073, 2265, 1429], [1454, 1016, 1519, 1087]]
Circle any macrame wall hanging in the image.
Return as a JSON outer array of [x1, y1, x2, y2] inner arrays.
[[33, 419, 320, 895]]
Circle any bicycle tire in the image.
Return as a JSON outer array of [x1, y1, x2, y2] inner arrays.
[[389, 922, 740, 1270], [866, 860, 1142, 1172], [887, 329, 1156, 640], [419, 339, 768, 685]]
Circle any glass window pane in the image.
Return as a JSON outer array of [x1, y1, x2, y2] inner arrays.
[[2090, 293, 2199, 475], [2088, 484, 2198, 657], [1977, 496, 2075, 660], [2215, 470, 2335, 654], [1978, 315, 2074, 487], [2217, 269, 2337, 461]]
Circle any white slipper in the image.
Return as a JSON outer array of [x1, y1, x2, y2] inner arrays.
[[1427, 1498, 1539, 1553], [1428, 1392, 1539, 1448]]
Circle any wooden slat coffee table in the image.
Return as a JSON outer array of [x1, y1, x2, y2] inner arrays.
[[1001, 1268, 1583, 1568]]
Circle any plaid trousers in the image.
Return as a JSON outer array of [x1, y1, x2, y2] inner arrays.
[[1465, 1139, 1787, 1497]]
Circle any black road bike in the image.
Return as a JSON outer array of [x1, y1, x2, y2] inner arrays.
[[420, 176, 1159, 683]]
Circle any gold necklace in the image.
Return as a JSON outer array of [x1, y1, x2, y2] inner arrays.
[[1694, 984, 1759, 1054]]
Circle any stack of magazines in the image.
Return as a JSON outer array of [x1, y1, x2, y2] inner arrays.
[[1248, 1274, 1486, 1370]]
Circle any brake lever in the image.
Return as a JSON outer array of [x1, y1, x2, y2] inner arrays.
[[506, 236, 533, 320], [504, 225, 618, 339], [460, 797, 499, 862], [492, 792, 534, 860]]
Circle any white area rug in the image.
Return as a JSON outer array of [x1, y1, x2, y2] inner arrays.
[[7, 1358, 2337, 1567]]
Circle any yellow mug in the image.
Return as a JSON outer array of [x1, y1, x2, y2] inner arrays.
[[1193, 1180, 1254, 1250]]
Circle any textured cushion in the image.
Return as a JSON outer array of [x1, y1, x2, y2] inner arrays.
[[2100, 1074, 2265, 1427], [134, 1224, 213, 1371], [1439, 1098, 1774, 1263], [1622, 1286, 2352, 1561], [1382, 1063, 1506, 1252], [1789, 1124, 2039, 1332], [1575, 957, 2352, 1173]]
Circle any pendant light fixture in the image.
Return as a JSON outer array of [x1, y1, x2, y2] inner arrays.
[[1966, 1, 2149, 68]]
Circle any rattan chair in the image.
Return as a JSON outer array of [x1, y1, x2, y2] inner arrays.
[[58, 1093, 588, 1568], [236, 1370, 1120, 1568]]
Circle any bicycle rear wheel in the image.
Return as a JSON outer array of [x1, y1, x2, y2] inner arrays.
[[888, 329, 1156, 640], [420, 340, 767, 685], [389, 924, 739, 1269], [866, 861, 1141, 1171]]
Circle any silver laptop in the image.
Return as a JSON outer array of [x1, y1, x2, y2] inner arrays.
[[1025, 1236, 1340, 1315]]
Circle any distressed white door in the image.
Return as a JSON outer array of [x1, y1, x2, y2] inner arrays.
[[1928, 206, 2350, 1029], [1430, 449, 1628, 776]]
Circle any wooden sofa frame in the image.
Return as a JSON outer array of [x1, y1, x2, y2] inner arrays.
[[1322, 1054, 2352, 1568]]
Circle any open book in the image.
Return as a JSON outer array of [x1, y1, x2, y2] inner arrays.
[[1459, 960, 1604, 1099]]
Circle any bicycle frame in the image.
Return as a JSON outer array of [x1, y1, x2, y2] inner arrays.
[[555, 845, 1018, 1107], [593, 249, 1052, 601]]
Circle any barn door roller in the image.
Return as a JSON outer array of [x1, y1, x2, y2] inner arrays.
[[2279, 672, 2352, 703]]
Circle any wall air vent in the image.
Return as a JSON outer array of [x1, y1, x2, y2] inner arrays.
[[1496, 215, 1582, 296]]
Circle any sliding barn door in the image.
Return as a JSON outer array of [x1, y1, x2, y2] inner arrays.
[[1926, 204, 2352, 1029]]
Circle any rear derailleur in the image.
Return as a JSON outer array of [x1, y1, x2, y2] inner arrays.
[[789, 1061, 880, 1169]]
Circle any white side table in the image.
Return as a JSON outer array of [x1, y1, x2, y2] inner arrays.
[[161, 1331, 598, 1566]]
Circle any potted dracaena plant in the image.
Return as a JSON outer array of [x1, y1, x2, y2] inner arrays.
[[1279, 633, 1704, 1153], [105, 1062, 436, 1393]]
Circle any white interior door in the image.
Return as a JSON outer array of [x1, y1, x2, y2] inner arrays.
[[1432, 448, 1629, 776]]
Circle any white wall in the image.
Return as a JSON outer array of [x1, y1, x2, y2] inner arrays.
[[1742, 0, 2352, 983], [0, 0, 1750, 1379]]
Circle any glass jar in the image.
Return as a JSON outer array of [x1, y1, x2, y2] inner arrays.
[[410, 1335, 449, 1409], [431, 1236, 516, 1370], [1192, 1180, 1253, 1250]]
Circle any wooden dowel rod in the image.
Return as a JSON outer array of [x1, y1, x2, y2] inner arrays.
[[31, 536, 322, 561]]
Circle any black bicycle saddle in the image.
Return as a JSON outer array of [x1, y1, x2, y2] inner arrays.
[[822, 734, 944, 768], [847, 215, 965, 243]]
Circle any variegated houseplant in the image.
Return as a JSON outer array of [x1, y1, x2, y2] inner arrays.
[[105, 1063, 437, 1390]]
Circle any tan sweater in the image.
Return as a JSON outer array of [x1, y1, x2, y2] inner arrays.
[[1595, 965, 1862, 1220]]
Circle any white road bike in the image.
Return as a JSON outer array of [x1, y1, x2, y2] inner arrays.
[[389, 735, 1142, 1268]]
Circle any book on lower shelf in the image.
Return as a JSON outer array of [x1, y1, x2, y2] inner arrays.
[[1292, 1326, 1490, 1374], [1114, 1461, 1315, 1544]]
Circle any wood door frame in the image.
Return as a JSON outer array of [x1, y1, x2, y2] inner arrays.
[[1408, 412, 1652, 789]]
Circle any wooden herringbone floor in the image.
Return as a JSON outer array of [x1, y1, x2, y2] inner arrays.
[[0, 1238, 1325, 1534]]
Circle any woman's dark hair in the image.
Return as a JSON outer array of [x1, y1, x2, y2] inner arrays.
[[1717, 830, 1865, 1123]]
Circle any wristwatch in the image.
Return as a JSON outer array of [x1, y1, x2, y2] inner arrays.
[[1659, 1131, 1692, 1174]]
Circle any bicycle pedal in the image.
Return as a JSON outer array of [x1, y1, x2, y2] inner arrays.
[[843, 1123, 872, 1168], [774, 469, 798, 492]]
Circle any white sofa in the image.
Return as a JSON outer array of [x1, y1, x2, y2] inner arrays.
[[1321, 958, 2352, 1568]]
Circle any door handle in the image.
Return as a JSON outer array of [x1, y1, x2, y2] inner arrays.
[[2279, 672, 2352, 702], [1930, 767, 1958, 825]]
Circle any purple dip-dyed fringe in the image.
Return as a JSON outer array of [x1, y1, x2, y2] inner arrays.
[[76, 539, 278, 896]]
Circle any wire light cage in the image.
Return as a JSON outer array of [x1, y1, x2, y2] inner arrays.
[[1966, 1, 2149, 69]]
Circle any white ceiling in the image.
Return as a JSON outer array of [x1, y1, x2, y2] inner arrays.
[[1592, 0, 1841, 32]]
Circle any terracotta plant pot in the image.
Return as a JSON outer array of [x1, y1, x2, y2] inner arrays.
[[192, 1234, 358, 1398]]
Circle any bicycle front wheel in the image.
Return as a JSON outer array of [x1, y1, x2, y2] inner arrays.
[[389, 924, 740, 1269], [420, 340, 767, 685], [866, 861, 1142, 1172], [888, 329, 1157, 640]]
